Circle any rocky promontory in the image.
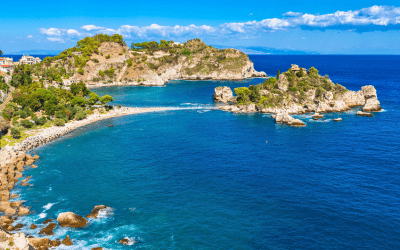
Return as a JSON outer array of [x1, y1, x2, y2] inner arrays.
[[40, 35, 266, 88], [214, 65, 382, 126]]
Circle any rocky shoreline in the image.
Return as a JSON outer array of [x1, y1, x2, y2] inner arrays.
[[0, 106, 167, 249]]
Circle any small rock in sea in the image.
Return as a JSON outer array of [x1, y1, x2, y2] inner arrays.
[[30, 224, 37, 229], [312, 112, 324, 120], [14, 223, 24, 229], [109, 125, 114, 127], [86, 205, 112, 218], [50, 238, 61, 247], [42, 218, 54, 224], [91, 248, 103, 250], [10, 194, 20, 199], [118, 237, 137, 245], [39, 223, 57, 235], [356, 111, 373, 117], [31, 165, 38, 168], [57, 212, 88, 228], [333, 118, 342, 121], [62, 235, 73, 246]]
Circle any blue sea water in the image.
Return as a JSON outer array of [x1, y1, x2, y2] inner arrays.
[[13, 55, 400, 249]]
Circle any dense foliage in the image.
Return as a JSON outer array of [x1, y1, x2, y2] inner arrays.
[[234, 66, 348, 108], [1, 65, 115, 134]]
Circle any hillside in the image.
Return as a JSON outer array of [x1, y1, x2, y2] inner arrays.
[[37, 35, 266, 87]]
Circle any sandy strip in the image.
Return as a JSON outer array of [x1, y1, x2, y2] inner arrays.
[[0, 107, 167, 158]]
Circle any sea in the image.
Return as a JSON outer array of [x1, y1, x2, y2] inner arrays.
[[11, 55, 400, 249]]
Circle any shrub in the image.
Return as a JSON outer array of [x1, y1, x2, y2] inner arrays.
[[20, 119, 34, 128], [75, 111, 86, 120], [100, 52, 104, 56], [54, 118, 65, 126], [92, 58, 99, 63], [77, 67, 84, 75], [296, 68, 304, 77], [11, 128, 21, 139], [71, 96, 86, 106], [118, 104, 122, 108], [106, 54, 110, 59], [307, 67, 319, 77], [33, 116, 46, 126], [127, 59, 133, 67], [169, 49, 176, 54]]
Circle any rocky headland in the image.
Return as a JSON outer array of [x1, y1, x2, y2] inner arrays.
[[214, 65, 382, 126], [39, 35, 266, 88]]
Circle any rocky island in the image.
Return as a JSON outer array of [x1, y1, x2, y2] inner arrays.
[[35, 35, 266, 88], [214, 64, 382, 126]]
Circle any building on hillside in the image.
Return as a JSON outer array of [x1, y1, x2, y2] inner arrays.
[[72, 52, 82, 56], [0, 57, 13, 66], [19, 55, 41, 65], [0, 65, 13, 74], [291, 64, 307, 75], [0, 90, 6, 102], [171, 42, 181, 46], [62, 76, 79, 86]]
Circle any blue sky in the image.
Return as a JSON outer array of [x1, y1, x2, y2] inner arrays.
[[1, 0, 400, 54]]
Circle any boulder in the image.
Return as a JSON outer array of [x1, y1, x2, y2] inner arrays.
[[39, 223, 57, 235], [312, 113, 324, 120], [118, 238, 136, 245], [361, 85, 382, 112], [42, 218, 54, 224], [277, 74, 288, 91], [288, 119, 306, 127], [92, 248, 103, 250], [275, 111, 306, 127], [10, 200, 23, 207], [57, 212, 88, 228], [18, 206, 30, 216], [86, 205, 112, 218], [4, 207, 16, 215], [363, 98, 382, 112], [356, 111, 373, 117], [50, 238, 61, 247], [29, 237, 50, 248], [30, 224, 37, 229], [25, 159, 35, 165], [213, 86, 235, 103], [62, 235, 73, 246], [333, 118, 342, 121]]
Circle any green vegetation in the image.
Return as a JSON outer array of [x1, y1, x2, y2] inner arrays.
[[0, 63, 115, 145], [233, 66, 348, 108]]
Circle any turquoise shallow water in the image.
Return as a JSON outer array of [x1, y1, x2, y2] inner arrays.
[[12, 55, 400, 249]]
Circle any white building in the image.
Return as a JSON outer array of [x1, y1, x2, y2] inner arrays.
[[0, 57, 13, 66], [0, 65, 13, 74], [19, 55, 42, 65]]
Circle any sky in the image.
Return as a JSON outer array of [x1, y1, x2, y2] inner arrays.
[[1, 0, 400, 54]]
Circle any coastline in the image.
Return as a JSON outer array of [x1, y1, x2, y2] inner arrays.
[[1, 107, 167, 154], [0, 106, 170, 248]]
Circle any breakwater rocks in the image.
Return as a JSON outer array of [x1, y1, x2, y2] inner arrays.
[[215, 85, 381, 126]]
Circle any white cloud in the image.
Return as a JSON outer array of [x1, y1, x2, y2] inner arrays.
[[38, 5, 400, 42], [27, 35, 33, 38], [283, 11, 302, 17], [40, 28, 63, 36], [81, 25, 105, 31], [47, 37, 65, 43]]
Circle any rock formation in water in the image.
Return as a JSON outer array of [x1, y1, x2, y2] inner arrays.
[[215, 65, 382, 126]]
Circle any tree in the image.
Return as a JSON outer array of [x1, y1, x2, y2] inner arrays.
[[100, 95, 113, 105], [307, 67, 319, 77], [0, 50, 3, 56], [277, 70, 280, 79], [296, 68, 304, 77], [106, 54, 110, 59], [77, 67, 84, 75], [127, 59, 133, 67], [71, 96, 86, 106], [88, 92, 100, 105]]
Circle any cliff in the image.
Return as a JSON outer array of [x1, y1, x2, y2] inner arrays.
[[215, 65, 382, 126], [41, 36, 266, 87]]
